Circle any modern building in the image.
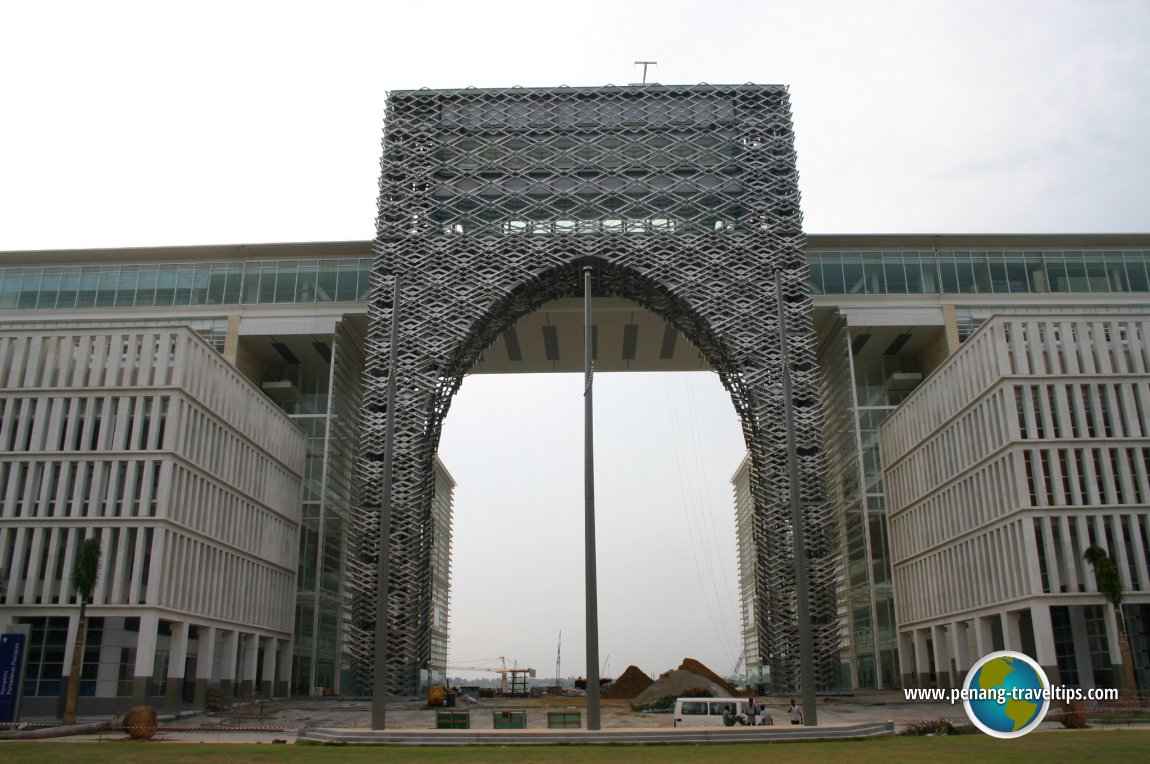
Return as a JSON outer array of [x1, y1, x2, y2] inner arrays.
[[427, 457, 456, 691], [0, 249, 458, 712], [730, 454, 764, 690], [4, 233, 1150, 703], [2, 83, 1149, 705], [880, 313, 1150, 692], [768, 235, 1150, 691], [0, 326, 304, 714]]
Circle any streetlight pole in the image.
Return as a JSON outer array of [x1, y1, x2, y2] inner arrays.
[[583, 265, 601, 730], [775, 267, 818, 726]]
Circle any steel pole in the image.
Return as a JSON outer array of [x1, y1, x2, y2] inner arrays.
[[371, 274, 400, 730], [583, 265, 601, 730], [775, 267, 818, 726]]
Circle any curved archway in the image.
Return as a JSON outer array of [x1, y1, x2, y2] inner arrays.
[[353, 236, 836, 696], [431, 257, 755, 456], [354, 83, 837, 699]]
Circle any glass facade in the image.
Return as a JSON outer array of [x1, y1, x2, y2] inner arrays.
[[279, 320, 364, 696], [427, 460, 455, 687], [807, 250, 1150, 296], [0, 258, 373, 311], [731, 455, 765, 690], [849, 358, 908, 690], [3, 249, 1148, 315], [815, 319, 859, 688], [817, 319, 903, 689]]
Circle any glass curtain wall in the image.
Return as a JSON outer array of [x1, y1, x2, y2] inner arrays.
[[0, 259, 373, 311], [816, 317, 863, 688], [817, 314, 907, 689], [807, 250, 1150, 296], [3, 250, 1147, 311], [853, 356, 913, 690], [278, 319, 363, 696]]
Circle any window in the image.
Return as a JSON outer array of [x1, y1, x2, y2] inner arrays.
[[18, 616, 69, 696]]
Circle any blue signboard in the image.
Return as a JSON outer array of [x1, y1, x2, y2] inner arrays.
[[0, 633, 27, 723]]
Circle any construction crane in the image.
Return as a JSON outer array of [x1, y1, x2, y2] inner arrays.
[[555, 632, 562, 688], [447, 657, 537, 696], [731, 655, 744, 683]]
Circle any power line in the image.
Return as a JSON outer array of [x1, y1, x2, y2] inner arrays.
[[666, 376, 738, 668]]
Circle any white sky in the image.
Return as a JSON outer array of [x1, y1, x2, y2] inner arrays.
[[1, 0, 1147, 682]]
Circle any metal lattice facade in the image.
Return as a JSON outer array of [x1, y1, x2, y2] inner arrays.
[[352, 84, 838, 695]]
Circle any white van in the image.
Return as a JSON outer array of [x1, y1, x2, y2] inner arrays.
[[673, 697, 764, 727]]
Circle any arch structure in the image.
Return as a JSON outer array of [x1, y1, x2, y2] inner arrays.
[[351, 85, 838, 695]]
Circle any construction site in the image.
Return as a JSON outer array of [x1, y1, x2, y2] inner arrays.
[[431, 657, 739, 706]]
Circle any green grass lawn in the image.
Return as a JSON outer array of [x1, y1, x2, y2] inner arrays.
[[1, 730, 1148, 764]]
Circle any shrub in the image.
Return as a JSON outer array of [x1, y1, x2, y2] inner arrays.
[[637, 695, 678, 711], [899, 719, 976, 736]]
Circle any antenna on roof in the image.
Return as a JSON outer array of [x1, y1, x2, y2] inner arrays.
[[633, 61, 658, 85]]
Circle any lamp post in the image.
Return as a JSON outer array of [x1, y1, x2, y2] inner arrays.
[[774, 267, 817, 726], [583, 265, 602, 730]]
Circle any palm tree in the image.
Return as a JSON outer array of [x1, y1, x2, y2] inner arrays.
[[63, 537, 101, 724], [1082, 544, 1138, 696]]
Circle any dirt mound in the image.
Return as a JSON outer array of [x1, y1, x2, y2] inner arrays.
[[603, 665, 654, 699], [678, 657, 738, 696], [630, 669, 727, 707]]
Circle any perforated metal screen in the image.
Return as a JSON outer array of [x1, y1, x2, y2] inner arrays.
[[353, 84, 838, 695]]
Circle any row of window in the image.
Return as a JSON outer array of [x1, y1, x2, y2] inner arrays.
[[999, 319, 1150, 377], [0, 460, 163, 521], [168, 464, 297, 569], [882, 318, 1150, 466], [1033, 514, 1148, 595], [0, 259, 372, 311], [0, 332, 185, 389], [809, 250, 1150, 295], [0, 525, 155, 607], [1017, 382, 1150, 442], [435, 95, 742, 131], [894, 519, 1030, 622], [0, 395, 170, 454], [888, 452, 1022, 565], [178, 401, 301, 517], [437, 133, 743, 171], [880, 334, 1005, 468], [888, 388, 1013, 511], [168, 335, 308, 473], [16, 615, 283, 698], [2, 250, 1148, 312], [17, 615, 102, 697], [160, 531, 295, 632], [1051, 605, 1114, 688], [1024, 447, 1150, 510]]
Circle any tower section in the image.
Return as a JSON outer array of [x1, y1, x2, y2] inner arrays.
[[353, 84, 837, 694]]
